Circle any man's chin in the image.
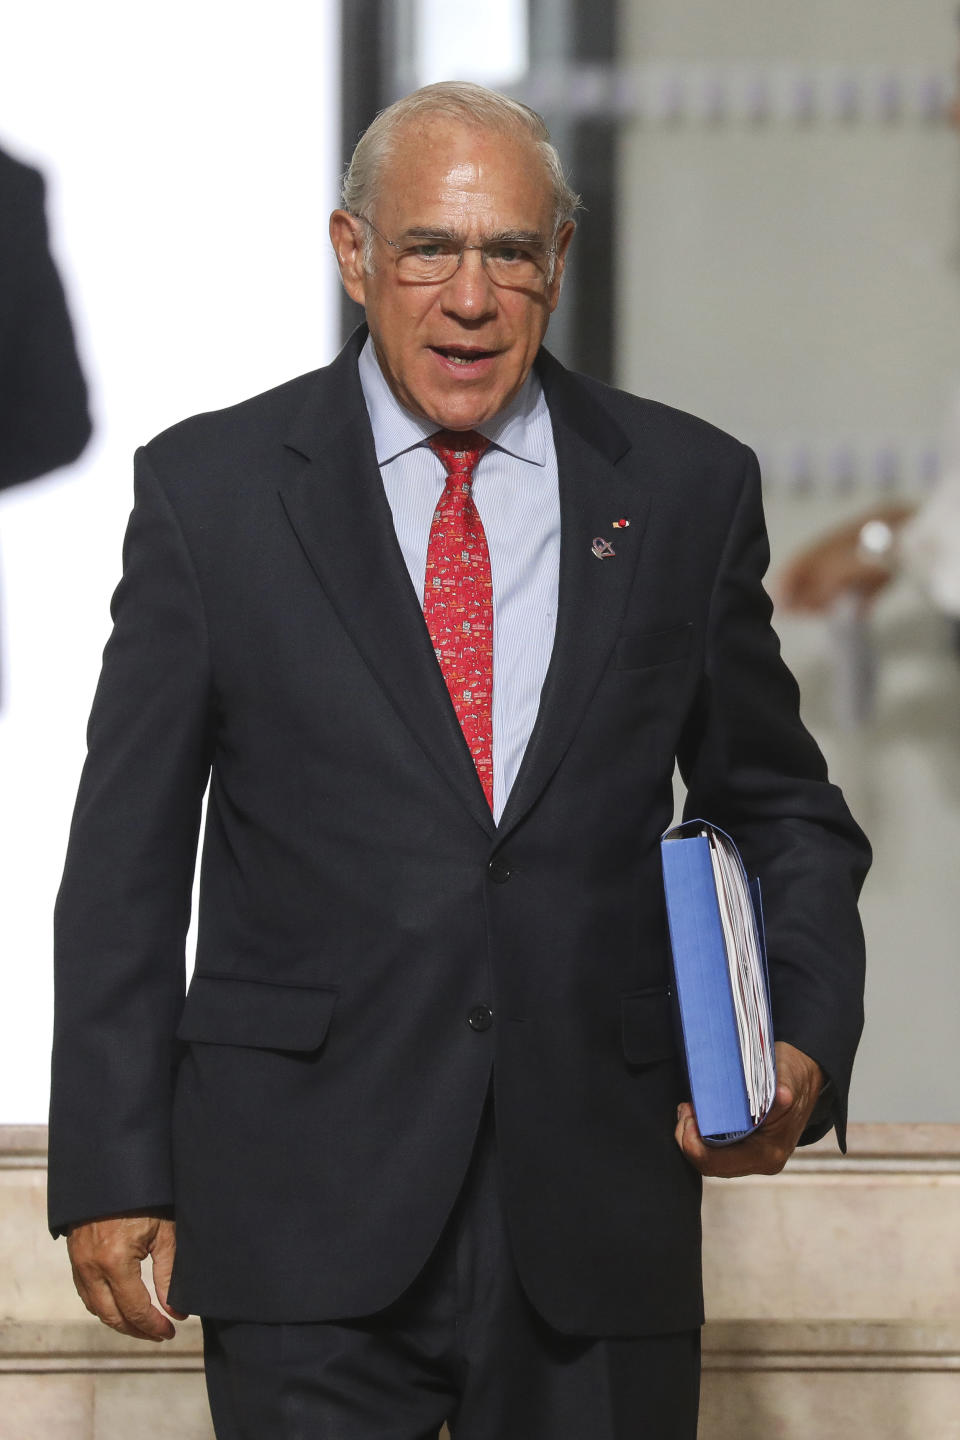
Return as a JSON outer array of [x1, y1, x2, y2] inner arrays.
[[428, 410, 495, 433], [415, 385, 516, 434]]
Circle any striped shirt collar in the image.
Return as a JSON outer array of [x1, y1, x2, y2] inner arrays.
[[357, 334, 549, 469]]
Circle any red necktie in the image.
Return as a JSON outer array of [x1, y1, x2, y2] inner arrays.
[[424, 430, 494, 809]]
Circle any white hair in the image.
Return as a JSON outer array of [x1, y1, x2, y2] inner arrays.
[[341, 81, 581, 274]]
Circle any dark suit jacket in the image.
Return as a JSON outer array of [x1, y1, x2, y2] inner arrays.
[[48, 327, 869, 1337], [0, 146, 90, 490]]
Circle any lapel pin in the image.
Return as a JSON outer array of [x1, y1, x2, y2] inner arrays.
[[591, 536, 616, 559], [612, 518, 630, 529]]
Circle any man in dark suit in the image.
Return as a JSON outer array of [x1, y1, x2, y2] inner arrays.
[[49, 83, 868, 1438]]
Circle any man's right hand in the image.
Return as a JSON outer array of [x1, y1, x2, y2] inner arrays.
[[66, 1212, 188, 1342]]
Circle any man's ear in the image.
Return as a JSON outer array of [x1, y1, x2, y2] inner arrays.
[[329, 210, 368, 305], [546, 220, 576, 312]]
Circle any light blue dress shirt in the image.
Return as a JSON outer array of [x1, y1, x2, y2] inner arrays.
[[357, 337, 561, 822]]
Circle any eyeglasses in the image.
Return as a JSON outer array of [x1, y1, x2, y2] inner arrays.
[[353, 214, 556, 289]]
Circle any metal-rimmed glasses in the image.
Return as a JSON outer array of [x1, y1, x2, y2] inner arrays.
[[353, 213, 557, 289]]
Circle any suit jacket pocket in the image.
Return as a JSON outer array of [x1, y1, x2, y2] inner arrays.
[[176, 974, 339, 1052], [621, 988, 676, 1066], [615, 623, 692, 671]]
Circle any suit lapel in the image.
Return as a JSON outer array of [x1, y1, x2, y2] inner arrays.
[[278, 332, 496, 838], [497, 355, 651, 839]]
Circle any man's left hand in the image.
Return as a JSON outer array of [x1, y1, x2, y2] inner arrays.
[[675, 1041, 824, 1177]]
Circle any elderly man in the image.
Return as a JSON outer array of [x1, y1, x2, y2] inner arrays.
[[49, 83, 869, 1439]]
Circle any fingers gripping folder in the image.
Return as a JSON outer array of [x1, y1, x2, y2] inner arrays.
[[660, 821, 777, 1145]]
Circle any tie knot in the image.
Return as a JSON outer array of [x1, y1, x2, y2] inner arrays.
[[428, 430, 490, 480]]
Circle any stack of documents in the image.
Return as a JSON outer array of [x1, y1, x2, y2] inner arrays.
[[660, 820, 777, 1145]]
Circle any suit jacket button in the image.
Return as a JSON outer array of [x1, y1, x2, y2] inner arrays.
[[468, 1005, 494, 1032], [488, 858, 511, 884]]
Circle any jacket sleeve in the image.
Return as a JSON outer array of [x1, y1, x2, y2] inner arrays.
[[677, 446, 870, 1150], [0, 164, 91, 490], [48, 448, 214, 1234]]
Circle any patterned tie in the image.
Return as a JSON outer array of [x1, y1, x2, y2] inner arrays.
[[424, 430, 494, 809]]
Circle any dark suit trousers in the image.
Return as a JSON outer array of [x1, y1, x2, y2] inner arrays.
[[201, 1105, 700, 1439]]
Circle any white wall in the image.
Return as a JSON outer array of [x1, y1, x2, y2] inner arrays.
[[0, 0, 341, 1122]]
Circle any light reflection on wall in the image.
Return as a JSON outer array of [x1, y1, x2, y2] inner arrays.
[[414, 0, 528, 87]]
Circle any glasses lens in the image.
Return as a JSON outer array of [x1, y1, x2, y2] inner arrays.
[[396, 250, 459, 282], [485, 249, 547, 287], [394, 244, 549, 288]]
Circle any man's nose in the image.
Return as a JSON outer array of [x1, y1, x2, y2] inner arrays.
[[440, 249, 498, 320]]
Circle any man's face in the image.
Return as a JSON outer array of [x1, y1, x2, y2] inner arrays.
[[330, 119, 574, 432]]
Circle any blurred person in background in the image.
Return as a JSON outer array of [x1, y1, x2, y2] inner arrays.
[[0, 141, 91, 700], [0, 144, 90, 490], [778, 20, 960, 633]]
